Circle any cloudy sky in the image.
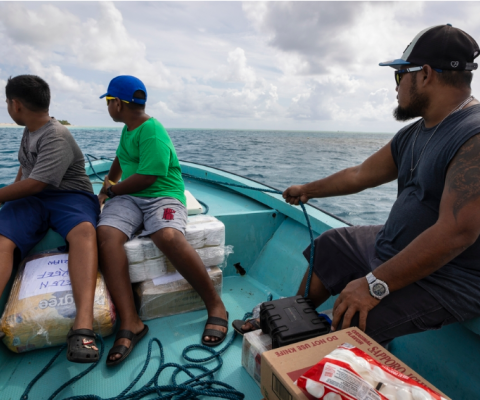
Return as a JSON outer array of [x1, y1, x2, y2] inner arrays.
[[0, 1, 479, 132]]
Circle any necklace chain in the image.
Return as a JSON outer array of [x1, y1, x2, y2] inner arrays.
[[410, 96, 475, 179]]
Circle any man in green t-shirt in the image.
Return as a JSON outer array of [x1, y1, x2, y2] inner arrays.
[[97, 76, 228, 366]]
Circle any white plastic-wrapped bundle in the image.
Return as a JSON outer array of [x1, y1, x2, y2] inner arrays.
[[242, 329, 272, 386], [129, 258, 167, 284], [165, 245, 233, 273], [125, 216, 227, 282], [185, 215, 225, 249], [125, 238, 166, 283], [134, 266, 223, 320]]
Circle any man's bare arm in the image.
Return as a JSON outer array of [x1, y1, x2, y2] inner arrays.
[[107, 157, 122, 183], [0, 178, 48, 203], [283, 140, 398, 205], [373, 133, 480, 291]]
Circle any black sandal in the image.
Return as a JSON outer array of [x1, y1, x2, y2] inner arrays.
[[66, 328, 99, 364], [202, 312, 229, 347], [232, 318, 261, 336], [106, 325, 149, 367]]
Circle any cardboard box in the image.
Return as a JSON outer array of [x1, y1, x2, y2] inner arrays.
[[242, 329, 273, 386], [260, 327, 449, 400]]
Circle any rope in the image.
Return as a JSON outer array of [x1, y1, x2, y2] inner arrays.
[[21, 336, 105, 400], [21, 315, 253, 400], [181, 173, 315, 298]]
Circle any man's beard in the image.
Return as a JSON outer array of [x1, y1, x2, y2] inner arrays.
[[393, 77, 430, 121]]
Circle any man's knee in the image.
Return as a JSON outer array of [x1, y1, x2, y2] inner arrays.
[[316, 228, 339, 248], [67, 222, 96, 243], [97, 225, 128, 249], [152, 227, 183, 244]]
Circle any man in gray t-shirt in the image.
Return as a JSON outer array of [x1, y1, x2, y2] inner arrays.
[[0, 75, 100, 363]]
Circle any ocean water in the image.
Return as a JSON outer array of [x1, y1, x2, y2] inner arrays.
[[0, 127, 397, 225]]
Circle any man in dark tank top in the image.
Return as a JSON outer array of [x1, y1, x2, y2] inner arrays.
[[240, 25, 480, 346]]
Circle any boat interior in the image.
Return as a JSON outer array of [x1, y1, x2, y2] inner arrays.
[[1, 159, 480, 399]]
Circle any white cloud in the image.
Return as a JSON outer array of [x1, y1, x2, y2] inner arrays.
[[172, 48, 281, 119], [0, 2, 176, 91], [1, 1, 479, 130], [211, 48, 256, 84]]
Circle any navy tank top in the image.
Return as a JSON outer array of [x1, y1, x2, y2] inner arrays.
[[375, 104, 480, 320]]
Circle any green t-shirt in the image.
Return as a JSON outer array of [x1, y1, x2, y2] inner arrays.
[[116, 118, 186, 205]]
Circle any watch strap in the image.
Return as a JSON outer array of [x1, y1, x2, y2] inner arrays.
[[106, 186, 116, 198], [366, 272, 376, 284]]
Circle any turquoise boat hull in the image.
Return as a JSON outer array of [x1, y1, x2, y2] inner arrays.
[[1, 159, 479, 399]]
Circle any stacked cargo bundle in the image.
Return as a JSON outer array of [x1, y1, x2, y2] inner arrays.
[[1, 252, 116, 353], [126, 215, 232, 320]]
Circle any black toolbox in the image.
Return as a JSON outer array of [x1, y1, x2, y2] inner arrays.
[[260, 295, 330, 349]]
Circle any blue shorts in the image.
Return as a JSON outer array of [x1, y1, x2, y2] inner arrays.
[[0, 190, 100, 259]]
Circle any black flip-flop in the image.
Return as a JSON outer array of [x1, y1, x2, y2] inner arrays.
[[66, 328, 100, 364], [232, 318, 261, 336], [202, 312, 229, 347], [106, 324, 149, 367]]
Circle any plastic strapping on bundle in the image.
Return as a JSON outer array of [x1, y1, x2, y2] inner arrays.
[[21, 315, 256, 400]]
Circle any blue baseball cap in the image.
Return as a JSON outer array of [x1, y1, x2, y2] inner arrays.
[[99, 75, 147, 104]]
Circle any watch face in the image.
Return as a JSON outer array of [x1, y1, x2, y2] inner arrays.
[[372, 283, 386, 297]]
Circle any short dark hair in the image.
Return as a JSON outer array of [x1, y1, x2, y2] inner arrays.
[[5, 75, 50, 112], [125, 90, 146, 110], [437, 70, 473, 88]]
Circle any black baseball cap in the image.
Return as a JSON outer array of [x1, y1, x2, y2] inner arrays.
[[380, 24, 479, 71]]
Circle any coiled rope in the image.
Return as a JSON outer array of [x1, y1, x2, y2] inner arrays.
[[21, 315, 254, 400]]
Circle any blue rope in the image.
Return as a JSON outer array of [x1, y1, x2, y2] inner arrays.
[[21, 335, 105, 400], [181, 173, 315, 298], [84, 154, 104, 181], [21, 315, 254, 400]]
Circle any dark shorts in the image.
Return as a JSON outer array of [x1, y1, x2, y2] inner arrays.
[[0, 190, 100, 259], [303, 225, 459, 346]]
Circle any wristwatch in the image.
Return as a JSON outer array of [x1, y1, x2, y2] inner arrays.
[[366, 272, 389, 300], [106, 186, 117, 198]]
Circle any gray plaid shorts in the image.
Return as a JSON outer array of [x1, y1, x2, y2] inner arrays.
[[98, 195, 187, 239]]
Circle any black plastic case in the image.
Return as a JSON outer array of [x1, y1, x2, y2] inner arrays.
[[259, 295, 330, 349]]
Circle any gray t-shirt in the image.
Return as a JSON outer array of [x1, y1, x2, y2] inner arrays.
[[18, 118, 93, 193]]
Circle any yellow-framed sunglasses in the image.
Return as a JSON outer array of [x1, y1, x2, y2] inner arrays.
[[105, 96, 130, 105]]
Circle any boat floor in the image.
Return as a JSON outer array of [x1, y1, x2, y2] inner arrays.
[[2, 275, 278, 400]]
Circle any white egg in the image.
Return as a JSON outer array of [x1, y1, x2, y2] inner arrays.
[[396, 388, 414, 400], [378, 383, 399, 398], [305, 378, 325, 398], [323, 392, 343, 400], [411, 386, 432, 400]]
